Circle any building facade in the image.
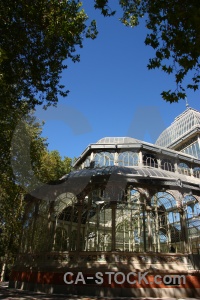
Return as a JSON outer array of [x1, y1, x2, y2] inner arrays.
[[10, 107, 200, 297]]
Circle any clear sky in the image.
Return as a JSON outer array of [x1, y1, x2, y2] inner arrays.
[[35, 1, 200, 160]]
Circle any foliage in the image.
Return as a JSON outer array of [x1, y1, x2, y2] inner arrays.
[[94, 0, 200, 102], [0, 0, 84, 276], [0, 0, 97, 109], [0, 182, 24, 265], [0, 108, 72, 275], [2, 0, 199, 105], [35, 150, 72, 183], [0, 110, 41, 274]]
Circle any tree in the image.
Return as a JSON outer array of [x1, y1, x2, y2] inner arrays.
[[0, 0, 97, 109], [94, 0, 200, 102], [34, 150, 72, 183], [0, 110, 45, 279], [0, 110, 72, 279], [0, 181, 24, 280]]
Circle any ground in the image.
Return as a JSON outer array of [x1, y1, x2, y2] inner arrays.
[[0, 282, 200, 300]]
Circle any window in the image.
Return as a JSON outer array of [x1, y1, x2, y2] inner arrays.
[[143, 153, 158, 168], [118, 151, 139, 166], [161, 159, 175, 172], [84, 156, 90, 168], [178, 162, 191, 176], [193, 167, 200, 178], [94, 152, 114, 167]]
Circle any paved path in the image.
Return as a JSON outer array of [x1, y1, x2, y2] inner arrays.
[[0, 282, 200, 300]]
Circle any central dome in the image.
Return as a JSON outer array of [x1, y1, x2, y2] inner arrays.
[[155, 107, 200, 149]]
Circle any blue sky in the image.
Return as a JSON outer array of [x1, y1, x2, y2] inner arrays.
[[35, 1, 200, 159]]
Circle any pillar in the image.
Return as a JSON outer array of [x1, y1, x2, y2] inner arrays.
[[180, 208, 189, 253], [30, 202, 39, 251], [142, 204, 147, 252], [138, 150, 143, 167], [157, 158, 161, 169], [114, 151, 118, 166], [155, 203, 160, 252], [111, 202, 117, 251], [147, 209, 153, 251], [76, 202, 83, 251]]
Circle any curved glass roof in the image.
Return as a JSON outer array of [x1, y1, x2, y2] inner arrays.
[[65, 166, 138, 178], [61, 165, 196, 181], [155, 108, 200, 148], [151, 192, 177, 210], [96, 137, 141, 144]]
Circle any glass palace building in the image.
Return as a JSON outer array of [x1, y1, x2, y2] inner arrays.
[[10, 107, 200, 297]]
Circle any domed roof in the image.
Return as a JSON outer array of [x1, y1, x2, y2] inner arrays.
[[155, 107, 200, 148], [96, 137, 142, 144]]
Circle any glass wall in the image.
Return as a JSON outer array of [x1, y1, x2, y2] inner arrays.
[[118, 151, 139, 167], [184, 195, 200, 252], [181, 140, 200, 159], [150, 192, 183, 253], [94, 152, 114, 167], [21, 188, 199, 254], [155, 108, 200, 148]]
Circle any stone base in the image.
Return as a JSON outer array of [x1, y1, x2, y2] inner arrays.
[[9, 252, 200, 298], [9, 270, 200, 298]]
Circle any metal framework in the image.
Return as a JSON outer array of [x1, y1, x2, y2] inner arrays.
[[10, 107, 200, 297]]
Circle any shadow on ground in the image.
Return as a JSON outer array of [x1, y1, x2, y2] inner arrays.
[[0, 283, 200, 300]]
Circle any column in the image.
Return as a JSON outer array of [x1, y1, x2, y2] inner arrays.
[[111, 202, 117, 251], [47, 200, 56, 251], [96, 204, 100, 251], [147, 209, 153, 251], [114, 152, 118, 166], [174, 160, 179, 174], [69, 204, 74, 250], [157, 158, 161, 169], [30, 202, 39, 251], [76, 201, 83, 252], [138, 150, 143, 167], [52, 217, 58, 251], [90, 151, 94, 164], [180, 208, 189, 253], [155, 204, 160, 252], [142, 204, 147, 252], [167, 215, 171, 249]]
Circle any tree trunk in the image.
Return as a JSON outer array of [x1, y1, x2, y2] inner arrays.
[[0, 263, 6, 282]]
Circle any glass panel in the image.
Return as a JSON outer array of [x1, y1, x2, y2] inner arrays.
[[151, 192, 182, 253], [143, 153, 158, 168], [94, 152, 114, 167], [161, 159, 175, 172], [178, 162, 191, 176], [118, 151, 139, 167], [193, 167, 200, 178]]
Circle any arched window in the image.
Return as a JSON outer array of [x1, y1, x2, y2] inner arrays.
[[94, 152, 114, 167], [193, 167, 200, 178], [143, 153, 158, 168], [184, 195, 200, 217], [186, 206, 193, 219], [178, 162, 191, 176], [161, 159, 175, 172], [184, 194, 197, 204], [159, 231, 167, 243], [84, 156, 90, 168], [194, 202, 200, 216], [151, 192, 182, 252], [168, 211, 180, 223], [118, 151, 139, 166], [151, 192, 177, 213]]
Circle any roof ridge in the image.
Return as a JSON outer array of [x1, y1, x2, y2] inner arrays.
[[173, 107, 200, 124]]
